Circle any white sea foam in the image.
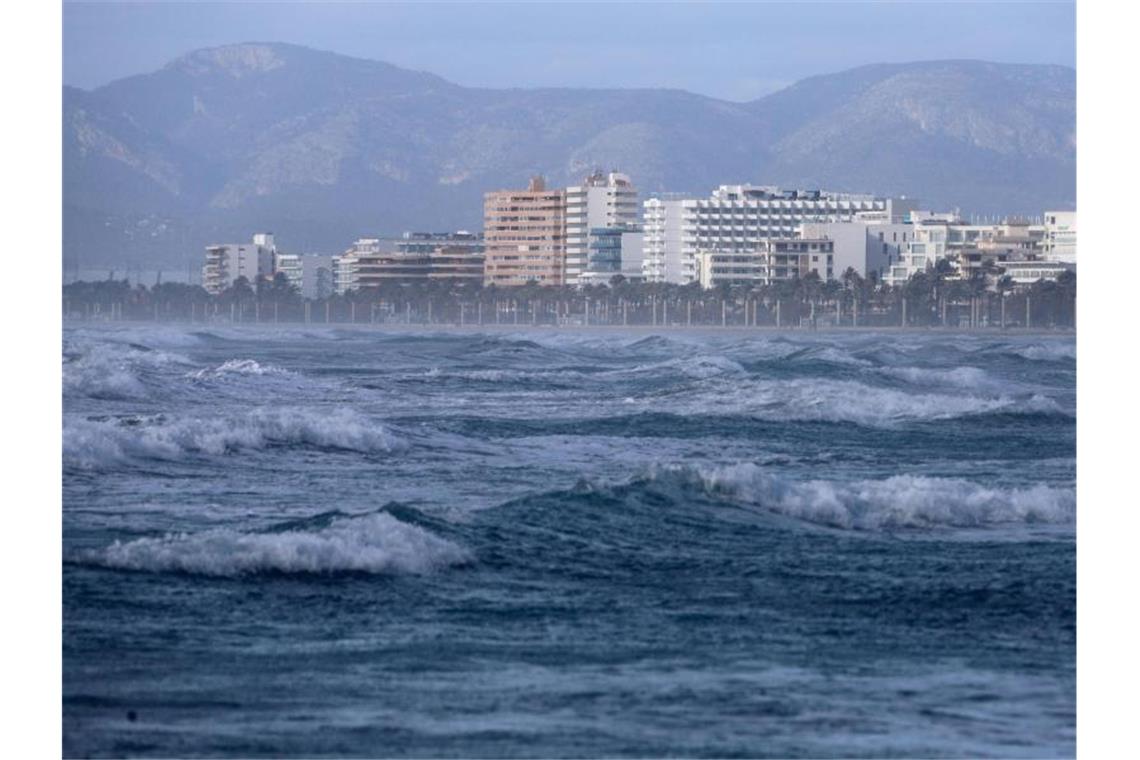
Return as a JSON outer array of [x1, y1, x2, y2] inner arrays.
[[64, 407, 405, 468], [188, 358, 291, 379], [646, 463, 1075, 529], [81, 512, 470, 576], [63, 340, 191, 400]]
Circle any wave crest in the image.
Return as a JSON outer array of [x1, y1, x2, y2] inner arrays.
[[188, 359, 291, 379], [643, 463, 1075, 530], [80, 512, 470, 577], [64, 407, 405, 468]]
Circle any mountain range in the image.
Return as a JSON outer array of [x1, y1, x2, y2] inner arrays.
[[63, 43, 1076, 269]]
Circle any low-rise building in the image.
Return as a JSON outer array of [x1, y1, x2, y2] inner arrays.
[[695, 238, 835, 289], [274, 253, 303, 291], [1043, 211, 1076, 263], [999, 260, 1075, 286]]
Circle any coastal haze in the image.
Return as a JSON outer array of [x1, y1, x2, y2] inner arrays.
[[64, 43, 1075, 271]]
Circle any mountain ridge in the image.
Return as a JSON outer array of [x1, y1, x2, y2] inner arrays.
[[63, 43, 1076, 268]]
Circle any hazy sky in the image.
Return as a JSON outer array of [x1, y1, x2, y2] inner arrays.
[[64, 1, 1076, 102]]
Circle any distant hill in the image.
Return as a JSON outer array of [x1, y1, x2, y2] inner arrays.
[[63, 43, 1076, 269]]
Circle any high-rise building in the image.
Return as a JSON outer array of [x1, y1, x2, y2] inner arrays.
[[642, 186, 918, 284], [202, 233, 277, 294], [564, 171, 638, 285], [483, 176, 566, 286]]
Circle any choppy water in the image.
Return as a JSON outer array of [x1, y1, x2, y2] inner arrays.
[[63, 325, 1076, 758]]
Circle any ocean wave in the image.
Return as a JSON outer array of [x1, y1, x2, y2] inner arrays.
[[875, 365, 1003, 390], [641, 463, 1075, 530], [64, 407, 405, 468], [63, 340, 192, 400], [188, 358, 292, 380], [1011, 343, 1076, 362], [79, 512, 470, 577], [617, 354, 748, 380], [651, 377, 1068, 426]]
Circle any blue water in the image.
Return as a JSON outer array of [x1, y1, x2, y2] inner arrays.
[[63, 325, 1076, 758]]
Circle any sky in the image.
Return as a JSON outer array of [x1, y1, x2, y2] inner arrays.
[[64, 1, 1075, 101]]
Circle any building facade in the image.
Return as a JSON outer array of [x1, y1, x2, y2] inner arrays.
[[483, 176, 567, 286], [564, 171, 639, 285], [1043, 211, 1076, 263], [695, 239, 836, 289], [202, 233, 277, 295], [642, 186, 917, 285]]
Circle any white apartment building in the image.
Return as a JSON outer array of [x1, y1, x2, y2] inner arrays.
[[799, 213, 914, 281], [331, 238, 379, 294], [642, 185, 918, 285], [274, 253, 303, 291], [202, 233, 277, 295], [1043, 211, 1076, 263], [696, 239, 835, 289], [564, 171, 639, 286], [272, 253, 334, 298], [883, 216, 1052, 286]]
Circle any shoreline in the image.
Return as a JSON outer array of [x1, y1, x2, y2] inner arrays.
[[62, 318, 1075, 337]]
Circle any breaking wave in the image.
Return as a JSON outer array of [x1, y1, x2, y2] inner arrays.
[[64, 407, 405, 468], [188, 358, 292, 379], [79, 512, 470, 577], [639, 463, 1075, 530], [63, 340, 191, 400]]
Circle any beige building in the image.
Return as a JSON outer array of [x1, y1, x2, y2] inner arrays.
[[483, 176, 567, 286]]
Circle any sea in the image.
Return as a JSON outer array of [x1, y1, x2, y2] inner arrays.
[[62, 325, 1076, 758]]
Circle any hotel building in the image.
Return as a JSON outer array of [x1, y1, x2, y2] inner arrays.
[[643, 186, 918, 285], [564, 171, 639, 285], [483, 176, 567, 286]]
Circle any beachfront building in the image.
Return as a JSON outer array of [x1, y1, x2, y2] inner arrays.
[[483, 176, 567, 286], [695, 239, 836, 289], [577, 224, 647, 286], [396, 230, 484, 256], [300, 255, 335, 299], [1043, 211, 1077, 263], [696, 251, 764, 289], [999, 260, 1075, 285], [882, 215, 1053, 286], [641, 185, 918, 285], [332, 239, 378, 295], [799, 214, 915, 280], [564, 171, 639, 285], [202, 233, 277, 295], [353, 247, 485, 288], [274, 253, 303, 291]]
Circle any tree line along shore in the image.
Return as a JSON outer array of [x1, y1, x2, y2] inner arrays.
[[64, 268, 1076, 330]]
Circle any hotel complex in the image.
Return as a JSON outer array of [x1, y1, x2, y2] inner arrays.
[[204, 170, 1076, 296]]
